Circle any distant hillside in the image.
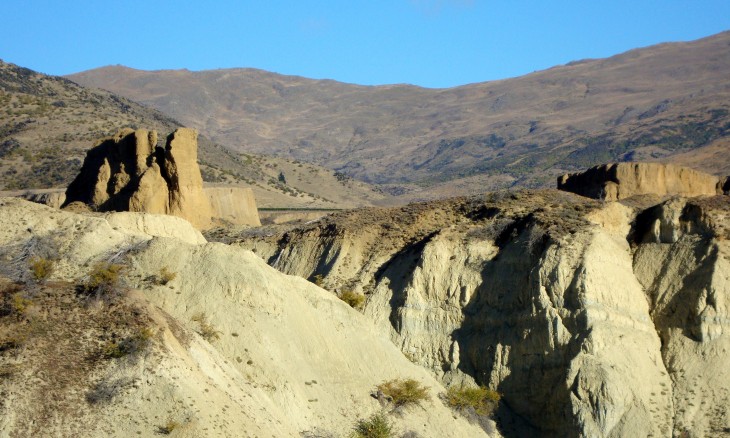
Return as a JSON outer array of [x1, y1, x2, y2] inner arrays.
[[68, 31, 730, 196], [0, 61, 386, 208]]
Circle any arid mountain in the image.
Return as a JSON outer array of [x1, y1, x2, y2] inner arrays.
[[0, 60, 386, 208], [69, 31, 730, 196]]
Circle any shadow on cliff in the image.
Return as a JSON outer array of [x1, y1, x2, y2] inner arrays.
[[373, 231, 440, 332], [453, 224, 587, 438], [63, 131, 167, 211]]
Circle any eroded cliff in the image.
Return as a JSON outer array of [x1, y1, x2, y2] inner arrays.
[[63, 128, 213, 229], [229, 190, 730, 437], [0, 198, 490, 437], [557, 162, 722, 201]]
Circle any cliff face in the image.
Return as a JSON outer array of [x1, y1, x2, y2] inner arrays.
[[63, 128, 213, 229], [232, 191, 730, 437], [557, 162, 721, 200], [205, 186, 261, 226]]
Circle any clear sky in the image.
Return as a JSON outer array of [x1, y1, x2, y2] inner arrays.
[[2, 0, 729, 88]]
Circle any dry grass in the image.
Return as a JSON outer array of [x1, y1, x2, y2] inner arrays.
[[29, 257, 54, 282], [339, 290, 365, 310], [351, 412, 393, 438], [445, 385, 500, 416], [101, 326, 154, 359], [377, 379, 430, 408], [1, 282, 31, 318], [158, 267, 177, 285], [191, 312, 221, 342], [80, 262, 124, 297], [157, 419, 181, 435], [0, 280, 156, 433]]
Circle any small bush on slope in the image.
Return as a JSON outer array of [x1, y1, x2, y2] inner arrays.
[[351, 412, 393, 438], [80, 262, 124, 298], [339, 289, 365, 310], [29, 257, 54, 282], [191, 312, 221, 342], [376, 379, 430, 408], [157, 267, 177, 285], [445, 385, 500, 416], [101, 327, 154, 359]]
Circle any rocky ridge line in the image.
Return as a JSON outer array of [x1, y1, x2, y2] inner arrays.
[[557, 162, 726, 200]]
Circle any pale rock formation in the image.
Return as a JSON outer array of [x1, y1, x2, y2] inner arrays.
[[0, 197, 491, 437], [237, 190, 730, 437], [557, 162, 721, 200], [205, 186, 261, 226], [63, 128, 213, 229]]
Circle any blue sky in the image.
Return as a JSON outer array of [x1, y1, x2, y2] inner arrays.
[[2, 0, 729, 88]]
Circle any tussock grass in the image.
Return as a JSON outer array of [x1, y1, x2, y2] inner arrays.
[[191, 312, 221, 342], [445, 385, 500, 416], [339, 290, 365, 310], [377, 378, 429, 408], [29, 257, 54, 282], [351, 412, 393, 438]]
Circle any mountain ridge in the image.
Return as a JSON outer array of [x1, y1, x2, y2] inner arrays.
[[0, 59, 386, 208], [67, 31, 730, 197]]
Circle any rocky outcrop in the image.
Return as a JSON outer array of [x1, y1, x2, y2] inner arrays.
[[557, 162, 721, 200], [63, 128, 213, 229], [205, 186, 261, 226], [233, 190, 730, 437]]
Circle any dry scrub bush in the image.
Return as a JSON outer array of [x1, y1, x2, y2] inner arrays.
[[191, 312, 221, 342], [339, 290, 365, 310], [29, 256, 54, 282], [311, 274, 325, 287], [11, 293, 33, 316], [351, 412, 393, 438], [81, 262, 124, 297], [0, 283, 32, 318], [377, 378, 430, 408], [158, 267, 177, 285], [445, 385, 500, 416], [101, 327, 154, 359], [157, 419, 181, 435], [0, 363, 19, 380]]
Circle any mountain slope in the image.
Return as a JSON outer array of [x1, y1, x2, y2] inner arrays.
[[0, 60, 386, 208], [68, 32, 730, 194]]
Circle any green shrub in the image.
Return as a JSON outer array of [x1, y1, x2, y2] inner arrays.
[[339, 290, 365, 310], [351, 412, 393, 438], [29, 256, 54, 282], [445, 385, 500, 416], [377, 378, 429, 408], [191, 312, 221, 342]]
